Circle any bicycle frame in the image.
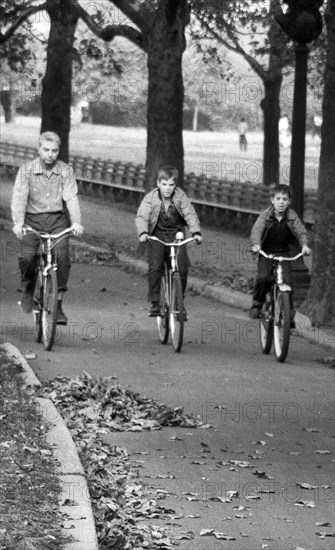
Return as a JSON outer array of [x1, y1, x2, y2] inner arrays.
[[147, 233, 196, 352], [23, 225, 73, 350], [259, 249, 304, 291], [258, 249, 304, 362]]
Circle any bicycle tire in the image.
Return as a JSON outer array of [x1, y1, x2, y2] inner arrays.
[[33, 268, 43, 343], [259, 294, 273, 354], [170, 273, 184, 352], [273, 290, 291, 362], [42, 268, 58, 351], [156, 274, 169, 344]]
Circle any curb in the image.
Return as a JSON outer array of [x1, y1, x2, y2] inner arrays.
[[1, 216, 333, 353], [1, 342, 99, 550]]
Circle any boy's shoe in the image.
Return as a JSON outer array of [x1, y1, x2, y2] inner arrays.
[[149, 302, 160, 317], [177, 308, 188, 322], [57, 305, 68, 325], [21, 282, 34, 314], [248, 305, 261, 319]]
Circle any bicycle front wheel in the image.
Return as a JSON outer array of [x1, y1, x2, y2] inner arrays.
[[259, 295, 273, 354], [273, 290, 291, 362], [156, 274, 169, 344], [170, 273, 184, 353], [42, 269, 58, 351], [33, 269, 43, 343]]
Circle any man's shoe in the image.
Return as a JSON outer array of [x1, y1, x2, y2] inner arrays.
[[57, 306, 68, 325], [248, 306, 261, 319], [149, 302, 160, 317], [290, 319, 296, 329], [21, 282, 34, 314]]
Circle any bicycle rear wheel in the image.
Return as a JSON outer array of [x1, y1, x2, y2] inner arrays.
[[42, 269, 58, 351], [273, 290, 291, 362], [156, 274, 169, 344], [170, 273, 184, 352], [33, 268, 43, 343], [259, 295, 273, 354]]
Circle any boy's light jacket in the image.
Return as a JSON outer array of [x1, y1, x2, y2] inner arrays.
[[250, 206, 309, 249], [135, 187, 201, 237]]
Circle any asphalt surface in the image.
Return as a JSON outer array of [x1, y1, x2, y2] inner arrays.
[[1, 186, 334, 549]]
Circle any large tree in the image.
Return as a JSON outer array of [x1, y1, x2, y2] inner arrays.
[[0, 1, 45, 122], [40, 0, 78, 162], [78, 0, 190, 189], [2, 0, 190, 184], [192, 0, 292, 186], [306, 0, 335, 326]]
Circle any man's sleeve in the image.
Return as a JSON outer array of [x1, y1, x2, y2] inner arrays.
[[62, 164, 81, 224], [62, 164, 78, 202], [11, 165, 29, 226]]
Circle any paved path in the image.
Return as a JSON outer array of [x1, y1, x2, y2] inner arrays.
[[1, 218, 334, 548]]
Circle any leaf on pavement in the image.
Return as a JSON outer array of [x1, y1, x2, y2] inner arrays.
[[294, 500, 317, 508], [296, 482, 318, 490]]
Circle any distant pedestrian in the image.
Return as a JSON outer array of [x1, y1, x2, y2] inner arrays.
[[279, 114, 291, 148], [312, 114, 322, 140], [238, 117, 248, 151]]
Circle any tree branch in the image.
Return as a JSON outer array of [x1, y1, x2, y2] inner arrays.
[[195, 15, 267, 81], [0, 2, 48, 44], [106, 0, 153, 33], [73, 0, 147, 52]]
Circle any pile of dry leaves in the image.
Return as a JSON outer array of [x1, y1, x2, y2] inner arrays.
[[0, 351, 69, 550], [39, 372, 201, 549]]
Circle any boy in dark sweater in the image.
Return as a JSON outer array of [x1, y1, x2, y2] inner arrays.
[[249, 184, 311, 320]]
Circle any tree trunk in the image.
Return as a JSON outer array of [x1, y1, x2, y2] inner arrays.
[[261, 75, 282, 186], [145, 0, 189, 190], [192, 103, 199, 132], [305, 0, 335, 326], [0, 89, 15, 123], [41, 0, 78, 162]]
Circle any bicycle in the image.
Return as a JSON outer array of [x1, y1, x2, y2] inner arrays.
[[147, 232, 196, 352], [23, 225, 74, 351], [258, 249, 304, 363]]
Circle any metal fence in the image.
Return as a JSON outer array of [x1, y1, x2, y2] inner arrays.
[[0, 141, 317, 227]]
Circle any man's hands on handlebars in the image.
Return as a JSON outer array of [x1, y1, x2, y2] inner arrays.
[[13, 223, 84, 239], [13, 224, 24, 240], [71, 222, 84, 237]]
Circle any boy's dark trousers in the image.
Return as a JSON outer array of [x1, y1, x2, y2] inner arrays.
[[148, 239, 188, 302], [19, 211, 71, 291], [252, 255, 293, 306]]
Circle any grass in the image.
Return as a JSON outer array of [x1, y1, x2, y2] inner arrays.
[[0, 115, 321, 189], [0, 346, 69, 550]]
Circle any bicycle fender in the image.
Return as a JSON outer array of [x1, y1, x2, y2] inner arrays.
[[278, 284, 291, 292]]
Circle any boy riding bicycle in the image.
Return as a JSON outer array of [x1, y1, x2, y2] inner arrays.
[[135, 166, 202, 317], [249, 184, 311, 323]]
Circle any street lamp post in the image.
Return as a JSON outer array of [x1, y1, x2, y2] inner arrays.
[[275, 0, 323, 306], [276, 0, 323, 217]]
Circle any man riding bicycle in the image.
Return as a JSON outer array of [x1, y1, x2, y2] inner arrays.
[[11, 131, 84, 324], [135, 166, 202, 317]]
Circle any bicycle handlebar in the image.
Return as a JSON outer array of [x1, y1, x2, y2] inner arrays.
[[259, 250, 304, 262], [23, 225, 74, 239], [147, 235, 196, 247]]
